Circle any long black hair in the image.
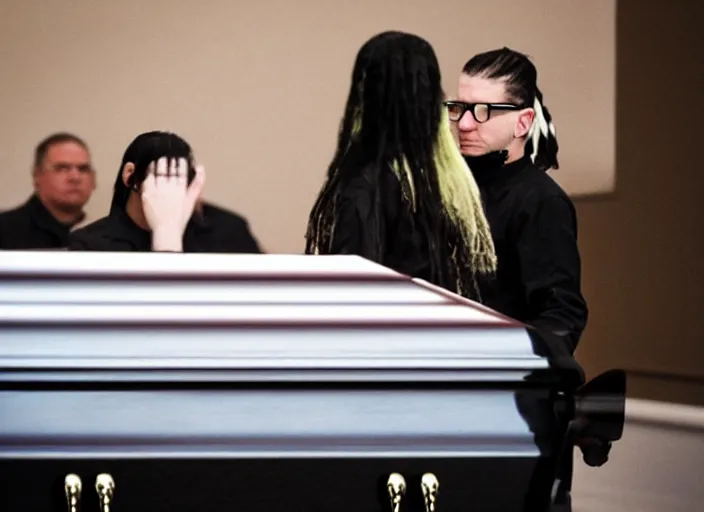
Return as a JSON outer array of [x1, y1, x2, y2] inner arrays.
[[463, 47, 559, 172], [305, 31, 496, 298], [110, 131, 195, 214]]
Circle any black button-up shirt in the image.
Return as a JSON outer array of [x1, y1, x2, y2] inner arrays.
[[68, 202, 261, 253]]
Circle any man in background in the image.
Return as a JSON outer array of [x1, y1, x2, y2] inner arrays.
[[0, 132, 96, 249]]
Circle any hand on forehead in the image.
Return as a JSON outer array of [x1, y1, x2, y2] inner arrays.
[[148, 157, 189, 178]]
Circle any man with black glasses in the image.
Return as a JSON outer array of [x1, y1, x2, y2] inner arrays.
[[446, 47, 588, 354], [446, 47, 590, 512]]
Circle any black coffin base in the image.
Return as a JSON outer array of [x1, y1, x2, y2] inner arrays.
[[1, 457, 554, 512]]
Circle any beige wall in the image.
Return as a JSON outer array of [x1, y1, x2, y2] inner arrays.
[[1, 1, 701, 404], [0, 0, 615, 249], [574, 0, 704, 406]]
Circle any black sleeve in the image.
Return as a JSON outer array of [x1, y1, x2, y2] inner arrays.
[[328, 178, 384, 262], [238, 220, 263, 254], [516, 196, 588, 351], [67, 230, 130, 251]]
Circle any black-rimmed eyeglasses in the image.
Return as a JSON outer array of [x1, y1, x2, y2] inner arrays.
[[444, 100, 524, 123]]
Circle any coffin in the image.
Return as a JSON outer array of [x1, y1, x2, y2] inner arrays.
[[0, 252, 625, 512]]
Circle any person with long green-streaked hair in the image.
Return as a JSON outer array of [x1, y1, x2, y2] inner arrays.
[[304, 30, 497, 300]]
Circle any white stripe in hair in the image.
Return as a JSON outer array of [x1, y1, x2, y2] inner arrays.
[[528, 97, 551, 163]]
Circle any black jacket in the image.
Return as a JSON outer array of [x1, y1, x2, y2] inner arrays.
[[328, 166, 435, 284], [0, 195, 82, 250], [472, 155, 588, 351], [69, 202, 261, 253]]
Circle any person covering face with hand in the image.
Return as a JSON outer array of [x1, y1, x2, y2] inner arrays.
[[139, 156, 204, 251], [70, 130, 261, 253], [69, 131, 212, 252]]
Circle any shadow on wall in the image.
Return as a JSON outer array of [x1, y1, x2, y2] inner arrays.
[[573, 0, 704, 406]]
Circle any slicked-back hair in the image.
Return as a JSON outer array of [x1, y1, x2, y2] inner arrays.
[[463, 47, 559, 171]]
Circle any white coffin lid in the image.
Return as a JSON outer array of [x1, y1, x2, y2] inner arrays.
[[0, 252, 546, 375]]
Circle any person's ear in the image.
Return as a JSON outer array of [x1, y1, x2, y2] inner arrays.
[[514, 108, 535, 138], [121, 162, 136, 189], [32, 166, 42, 189], [88, 165, 97, 191]]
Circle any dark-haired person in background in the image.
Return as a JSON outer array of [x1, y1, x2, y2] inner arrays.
[[69, 131, 261, 253], [0, 132, 96, 249], [305, 31, 496, 300], [445, 47, 587, 352]]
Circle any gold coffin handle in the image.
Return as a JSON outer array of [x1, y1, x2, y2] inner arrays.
[[386, 472, 407, 512], [95, 473, 115, 512], [64, 474, 82, 512]]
